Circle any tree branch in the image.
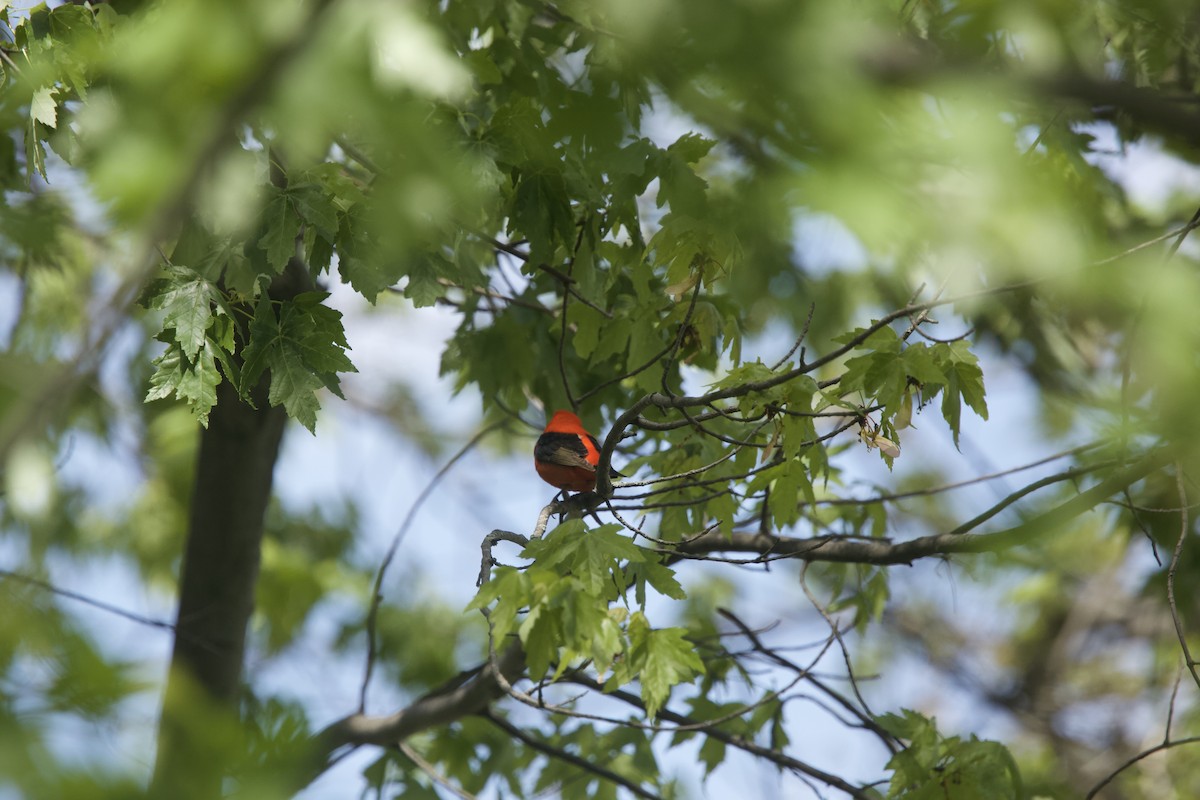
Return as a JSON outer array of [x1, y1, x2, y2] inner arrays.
[[307, 641, 527, 784], [0, 567, 176, 635], [594, 282, 1039, 495], [1166, 463, 1200, 692], [297, 449, 1170, 792], [564, 674, 876, 800], [396, 741, 478, 800], [666, 448, 1172, 565], [1085, 735, 1200, 800], [484, 711, 662, 800]]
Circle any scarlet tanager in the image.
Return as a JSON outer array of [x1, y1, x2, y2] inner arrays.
[[533, 410, 621, 493]]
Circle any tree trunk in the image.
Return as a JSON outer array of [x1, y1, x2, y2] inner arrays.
[[149, 370, 287, 798]]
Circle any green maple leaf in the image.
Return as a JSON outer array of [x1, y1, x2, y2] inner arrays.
[[268, 345, 324, 432], [145, 340, 221, 426], [30, 87, 58, 128], [510, 169, 573, 265], [258, 189, 302, 272], [637, 624, 704, 718], [289, 184, 340, 238], [238, 294, 355, 432], [625, 559, 686, 604], [155, 267, 223, 359], [281, 293, 355, 377]]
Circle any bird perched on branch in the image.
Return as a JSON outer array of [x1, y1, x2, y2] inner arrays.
[[534, 410, 621, 493]]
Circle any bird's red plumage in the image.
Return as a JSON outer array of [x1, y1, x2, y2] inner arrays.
[[533, 410, 618, 492]]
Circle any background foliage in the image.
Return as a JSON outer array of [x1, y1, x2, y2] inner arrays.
[[2, 0, 1200, 797]]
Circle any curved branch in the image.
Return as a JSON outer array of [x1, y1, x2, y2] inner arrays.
[[1166, 463, 1200, 691], [667, 449, 1171, 565], [396, 741, 478, 800], [1084, 735, 1200, 800], [944, 459, 1118, 535], [362, 422, 506, 710], [308, 641, 527, 781]]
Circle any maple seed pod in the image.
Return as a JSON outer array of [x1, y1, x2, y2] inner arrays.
[[873, 435, 901, 459], [859, 423, 901, 459]]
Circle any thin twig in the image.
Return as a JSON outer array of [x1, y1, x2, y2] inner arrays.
[[555, 223, 589, 411], [799, 563, 877, 722], [659, 276, 705, 395], [0, 47, 23, 75], [717, 608, 899, 753], [396, 741, 478, 800], [908, 325, 973, 345], [478, 234, 614, 318], [491, 646, 805, 737], [819, 443, 1099, 508], [771, 304, 816, 370], [0, 568, 175, 634], [484, 712, 661, 800], [1094, 214, 1200, 265], [576, 340, 676, 405], [420, 280, 553, 314], [1021, 108, 1064, 156], [1164, 662, 1183, 741], [1166, 462, 1200, 692], [900, 281, 933, 341], [620, 418, 857, 497], [1084, 736, 1200, 800], [946, 460, 1119, 536], [1166, 206, 1200, 258], [360, 422, 506, 712], [564, 674, 875, 800]]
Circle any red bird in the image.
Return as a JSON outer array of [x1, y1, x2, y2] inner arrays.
[[534, 410, 620, 493]]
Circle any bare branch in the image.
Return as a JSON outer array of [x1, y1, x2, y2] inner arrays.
[[0, 568, 176, 635], [717, 608, 898, 753], [818, 443, 1099, 507], [659, 275, 705, 395], [1094, 216, 1200, 265], [771, 303, 816, 370], [1165, 205, 1200, 260], [555, 222, 590, 411], [945, 460, 1119, 536], [361, 422, 506, 711], [1166, 463, 1200, 692], [478, 529, 531, 587], [576, 339, 677, 406], [478, 234, 615, 319], [415, 280, 554, 314], [312, 642, 527, 776], [1084, 735, 1200, 800], [396, 741, 478, 800], [799, 564, 878, 723]]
